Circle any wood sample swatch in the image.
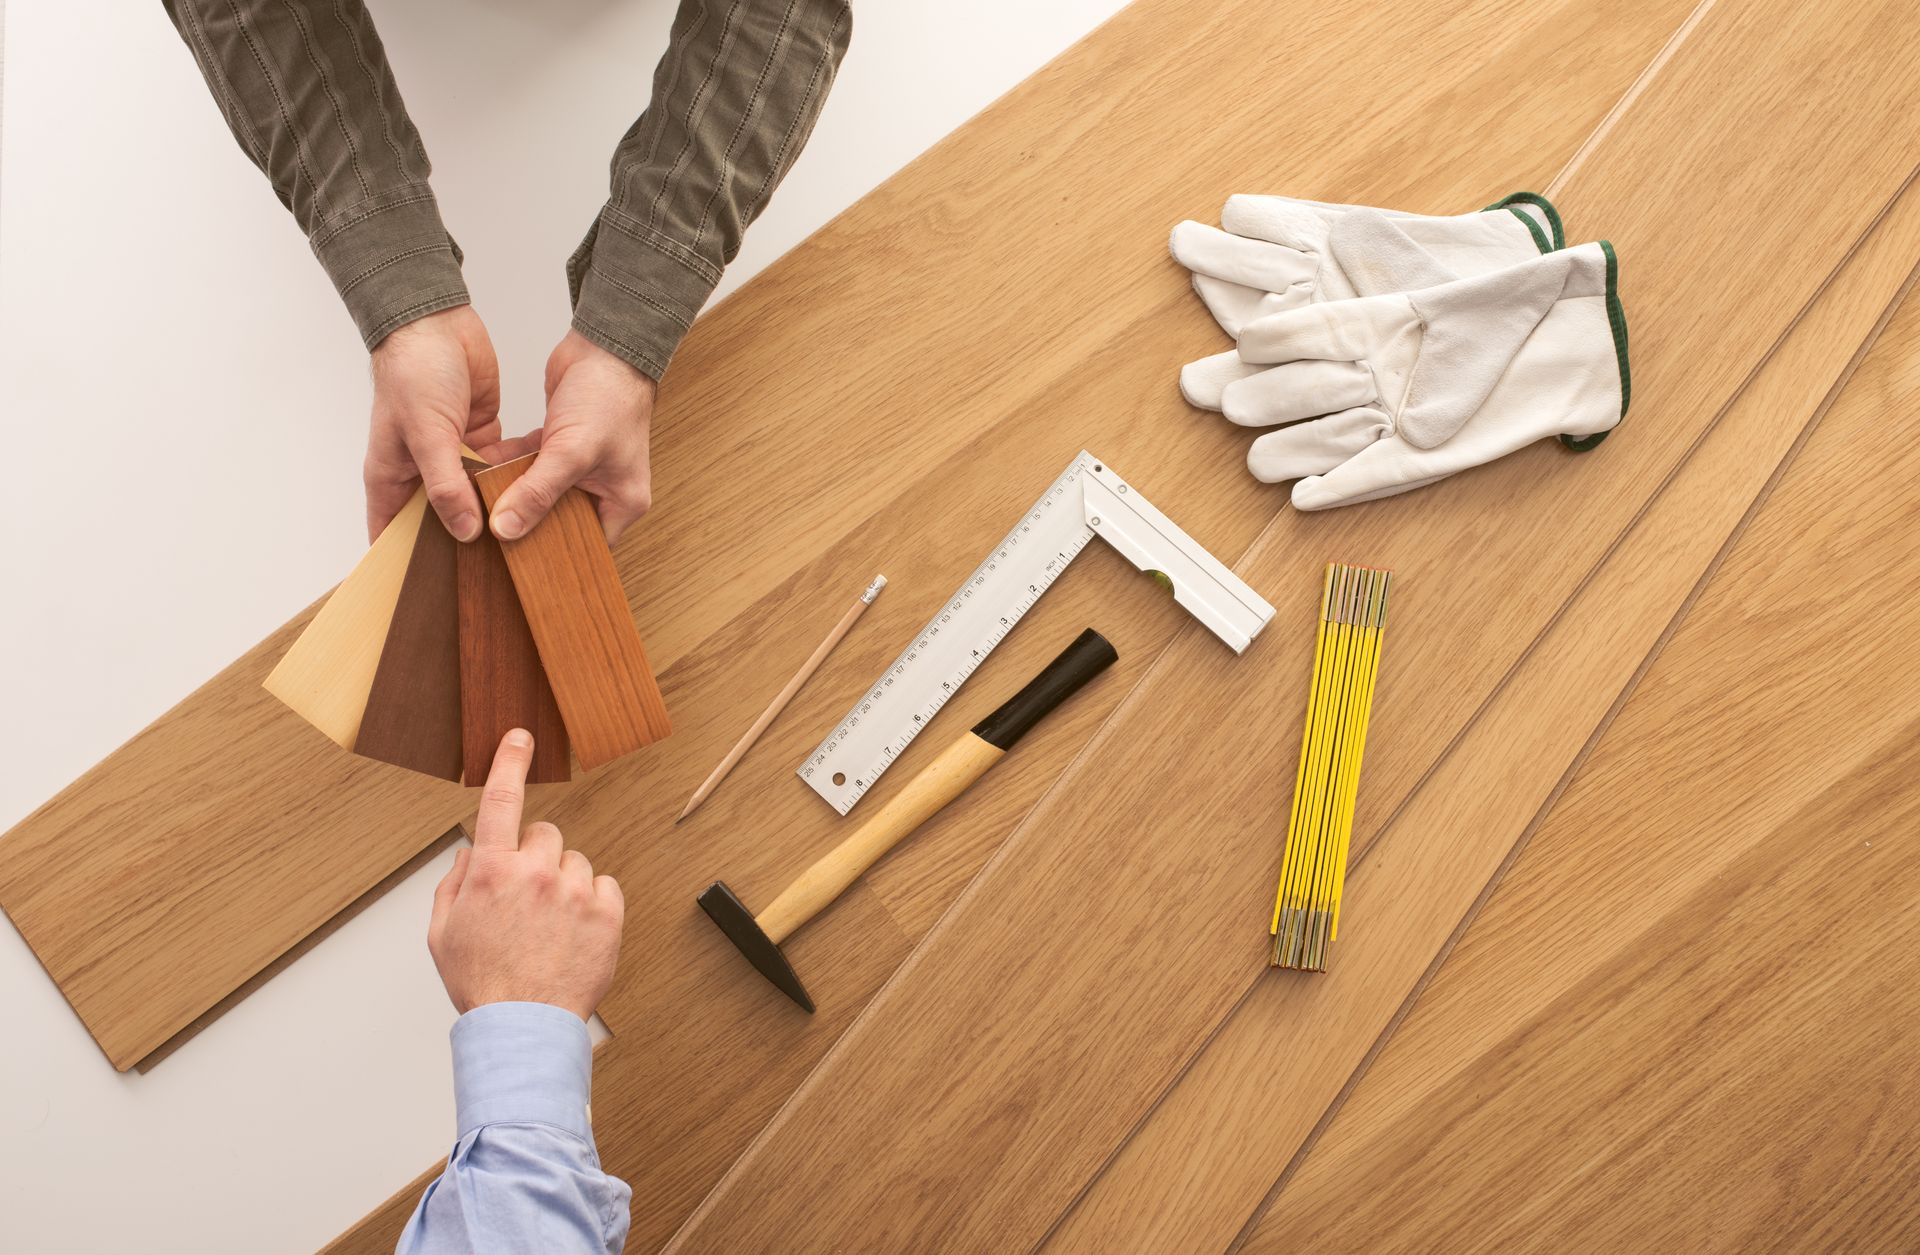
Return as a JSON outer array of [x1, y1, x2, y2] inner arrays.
[[355, 507, 463, 780], [263, 488, 426, 747], [458, 482, 569, 785], [472, 454, 670, 768], [663, 2, 1920, 1248]]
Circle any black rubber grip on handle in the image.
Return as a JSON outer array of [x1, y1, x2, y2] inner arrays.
[[971, 628, 1118, 751]]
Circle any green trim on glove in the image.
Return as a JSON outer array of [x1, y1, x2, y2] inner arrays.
[[1482, 191, 1567, 251], [1561, 239, 1629, 451]]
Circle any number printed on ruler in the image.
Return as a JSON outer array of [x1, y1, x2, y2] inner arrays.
[[800, 452, 1103, 813]]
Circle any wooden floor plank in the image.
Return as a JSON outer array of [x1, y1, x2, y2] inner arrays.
[[323, 0, 1699, 1248], [667, 2, 1920, 1248], [1237, 261, 1920, 1255], [1053, 172, 1920, 1255]]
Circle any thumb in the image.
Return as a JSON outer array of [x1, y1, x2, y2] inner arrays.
[[408, 429, 484, 542], [490, 442, 589, 541]]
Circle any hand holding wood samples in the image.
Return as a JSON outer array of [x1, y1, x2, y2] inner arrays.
[[265, 453, 669, 782]]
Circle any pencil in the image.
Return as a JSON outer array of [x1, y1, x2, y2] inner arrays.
[[676, 574, 886, 824]]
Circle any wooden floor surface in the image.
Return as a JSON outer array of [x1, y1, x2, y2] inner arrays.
[[0, 0, 1914, 1249]]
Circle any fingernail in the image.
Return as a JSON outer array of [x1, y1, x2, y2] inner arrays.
[[506, 729, 533, 749], [451, 512, 480, 542], [493, 509, 524, 540]]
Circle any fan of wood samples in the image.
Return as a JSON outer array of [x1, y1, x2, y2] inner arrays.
[[265, 453, 671, 783]]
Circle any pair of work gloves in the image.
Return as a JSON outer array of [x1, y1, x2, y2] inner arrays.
[[1169, 191, 1629, 509]]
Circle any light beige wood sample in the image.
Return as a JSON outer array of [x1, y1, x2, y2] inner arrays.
[[263, 488, 426, 748], [668, 2, 1920, 1248], [1237, 255, 1920, 1255]]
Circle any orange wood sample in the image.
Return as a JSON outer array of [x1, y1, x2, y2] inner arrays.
[[457, 497, 569, 785], [355, 509, 463, 781], [472, 455, 670, 769], [666, 2, 1920, 1247]]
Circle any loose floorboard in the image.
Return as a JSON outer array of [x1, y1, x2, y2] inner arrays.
[[668, 1, 1920, 1248]]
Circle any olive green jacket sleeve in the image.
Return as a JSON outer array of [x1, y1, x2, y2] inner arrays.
[[163, 0, 852, 373]]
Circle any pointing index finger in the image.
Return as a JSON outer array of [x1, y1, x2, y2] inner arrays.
[[474, 729, 534, 852]]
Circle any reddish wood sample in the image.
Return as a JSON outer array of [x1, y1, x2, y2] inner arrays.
[[355, 509, 463, 781], [458, 484, 570, 785], [472, 455, 671, 769]]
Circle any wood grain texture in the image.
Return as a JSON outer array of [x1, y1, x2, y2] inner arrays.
[[263, 488, 426, 748], [457, 499, 569, 785], [326, 0, 1700, 1247], [1237, 256, 1920, 1255], [1048, 173, 1920, 1254], [473, 455, 670, 769], [354, 509, 463, 781], [668, 2, 1920, 1248]]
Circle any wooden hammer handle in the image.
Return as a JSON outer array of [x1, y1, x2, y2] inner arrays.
[[756, 629, 1119, 945], [758, 732, 1002, 943]]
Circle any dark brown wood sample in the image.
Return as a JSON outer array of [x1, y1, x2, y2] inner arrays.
[[355, 507, 463, 780], [472, 454, 671, 769], [458, 481, 570, 785]]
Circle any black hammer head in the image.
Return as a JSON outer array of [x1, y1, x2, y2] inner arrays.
[[697, 880, 815, 1013]]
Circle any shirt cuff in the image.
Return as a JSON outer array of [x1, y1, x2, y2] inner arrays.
[[309, 183, 471, 349], [450, 1002, 594, 1143], [567, 203, 721, 380]]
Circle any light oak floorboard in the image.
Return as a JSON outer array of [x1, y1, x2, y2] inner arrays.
[[1054, 169, 1920, 1255], [1238, 240, 1920, 1255], [667, 1, 1920, 1248]]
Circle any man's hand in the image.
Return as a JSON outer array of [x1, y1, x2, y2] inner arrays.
[[485, 330, 656, 546], [428, 730, 625, 1021], [366, 305, 503, 543]]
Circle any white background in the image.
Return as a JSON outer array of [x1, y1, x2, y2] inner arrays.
[[0, 2, 1129, 1250]]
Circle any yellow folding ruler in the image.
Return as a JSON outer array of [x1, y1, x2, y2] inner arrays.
[[1271, 562, 1392, 971]]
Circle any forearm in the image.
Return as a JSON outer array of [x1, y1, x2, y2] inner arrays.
[[399, 1002, 631, 1255], [161, 0, 467, 346], [569, 0, 853, 378]]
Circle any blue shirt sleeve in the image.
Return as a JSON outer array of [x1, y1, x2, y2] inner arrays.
[[397, 1002, 632, 1255]]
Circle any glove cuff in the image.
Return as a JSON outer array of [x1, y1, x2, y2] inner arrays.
[[1561, 239, 1630, 450], [1482, 191, 1566, 252]]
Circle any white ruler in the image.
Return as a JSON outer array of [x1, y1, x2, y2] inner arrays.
[[798, 450, 1272, 813]]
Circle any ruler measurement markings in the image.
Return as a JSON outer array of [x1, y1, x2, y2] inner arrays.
[[800, 453, 1099, 813]]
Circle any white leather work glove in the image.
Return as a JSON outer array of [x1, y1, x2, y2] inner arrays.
[[1233, 236, 1628, 509], [1170, 193, 1562, 412]]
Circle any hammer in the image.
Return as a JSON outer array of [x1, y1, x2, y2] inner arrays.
[[699, 628, 1119, 1011]]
